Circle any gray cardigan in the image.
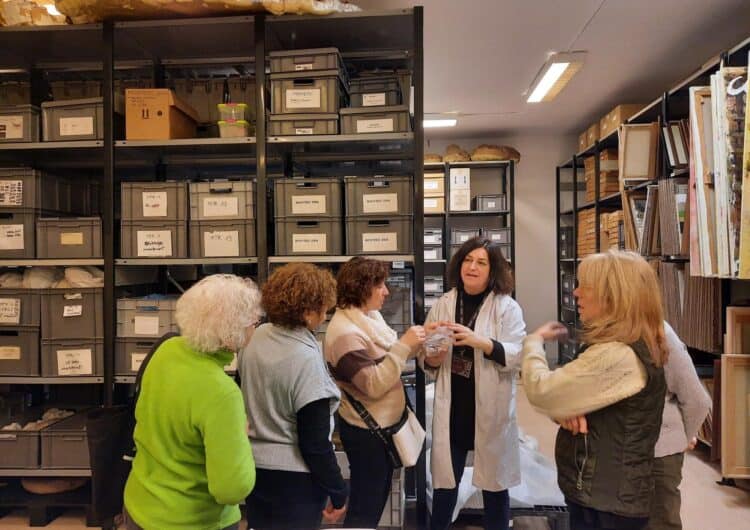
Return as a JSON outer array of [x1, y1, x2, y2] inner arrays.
[[656, 323, 712, 458]]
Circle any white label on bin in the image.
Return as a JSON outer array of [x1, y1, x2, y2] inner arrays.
[[0, 346, 20, 360], [292, 233, 326, 253], [0, 225, 24, 250], [0, 180, 23, 207], [362, 193, 398, 214], [449, 168, 471, 189], [131, 353, 146, 372], [57, 349, 93, 376], [295, 128, 314, 135], [60, 232, 84, 246], [286, 88, 321, 109], [486, 200, 497, 209], [362, 232, 397, 253], [424, 249, 437, 260], [424, 180, 440, 191], [63, 305, 83, 318], [292, 195, 326, 215], [0, 116, 24, 140], [356, 118, 394, 133], [425, 281, 441, 291], [59, 117, 94, 137], [362, 93, 386, 107], [204, 231, 240, 257], [137, 230, 172, 257], [295, 63, 313, 71], [424, 198, 439, 209], [459, 233, 471, 243], [449, 189, 471, 211], [424, 234, 440, 245], [0, 298, 20, 324], [490, 232, 505, 242], [142, 192, 168, 217], [134, 316, 160, 336], [203, 197, 239, 218]]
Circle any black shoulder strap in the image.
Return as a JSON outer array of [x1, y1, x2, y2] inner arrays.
[[342, 389, 404, 468], [133, 332, 180, 401]]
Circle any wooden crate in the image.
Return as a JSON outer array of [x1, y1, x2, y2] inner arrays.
[[600, 210, 624, 250]]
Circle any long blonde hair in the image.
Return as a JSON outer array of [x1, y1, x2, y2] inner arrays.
[[577, 250, 668, 366]]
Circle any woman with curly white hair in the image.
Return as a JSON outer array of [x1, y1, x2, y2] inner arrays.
[[123, 274, 262, 530]]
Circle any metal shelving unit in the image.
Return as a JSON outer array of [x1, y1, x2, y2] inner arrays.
[[269, 255, 415, 264], [0, 469, 91, 478], [0, 377, 104, 384], [115, 257, 258, 266]]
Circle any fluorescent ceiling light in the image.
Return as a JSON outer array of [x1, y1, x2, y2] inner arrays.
[[424, 118, 457, 128], [526, 51, 586, 103]]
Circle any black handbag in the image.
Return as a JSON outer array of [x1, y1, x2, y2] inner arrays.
[[86, 332, 178, 524]]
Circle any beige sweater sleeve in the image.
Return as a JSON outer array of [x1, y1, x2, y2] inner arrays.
[[521, 334, 647, 419]]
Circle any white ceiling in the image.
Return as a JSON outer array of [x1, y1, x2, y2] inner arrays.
[[356, 0, 750, 138]]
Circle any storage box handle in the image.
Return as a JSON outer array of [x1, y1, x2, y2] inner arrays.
[[0, 329, 19, 337], [293, 121, 315, 128], [63, 293, 84, 300], [209, 183, 234, 194], [0, 434, 18, 441], [367, 179, 390, 188], [296, 221, 320, 228], [62, 435, 85, 442], [294, 182, 319, 189], [293, 79, 315, 87], [134, 303, 159, 312], [367, 220, 390, 227]]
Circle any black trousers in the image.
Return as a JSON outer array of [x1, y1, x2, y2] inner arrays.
[[339, 417, 395, 529], [568, 501, 649, 530], [245, 468, 327, 530], [122, 507, 239, 530]]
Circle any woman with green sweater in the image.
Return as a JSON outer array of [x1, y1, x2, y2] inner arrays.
[[123, 274, 262, 530]]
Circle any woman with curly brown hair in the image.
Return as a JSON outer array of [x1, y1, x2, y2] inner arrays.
[[324, 257, 426, 529], [239, 263, 347, 530]]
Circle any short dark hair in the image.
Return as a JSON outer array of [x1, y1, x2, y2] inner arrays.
[[262, 263, 336, 328], [336, 257, 390, 308], [448, 236, 514, 295]]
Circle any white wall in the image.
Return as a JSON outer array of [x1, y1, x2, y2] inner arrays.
[[425, 134, 577, 357]]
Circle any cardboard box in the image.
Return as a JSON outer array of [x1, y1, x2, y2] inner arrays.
[[586, 123, 599, 147], [423, 175, 445, 197], [600, 104, 644, 137], [599, 148, 618, 161], [125, 89, 200, 140], [578, 131, 588, 153]]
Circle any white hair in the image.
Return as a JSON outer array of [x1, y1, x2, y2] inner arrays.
[[175, 274, 262, 353]]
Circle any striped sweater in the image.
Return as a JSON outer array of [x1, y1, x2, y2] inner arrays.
[[323, 308, 410, 429]]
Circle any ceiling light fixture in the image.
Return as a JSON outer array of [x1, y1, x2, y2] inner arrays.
[[526, 51, 586, 103], [424, 118, 457, 128]]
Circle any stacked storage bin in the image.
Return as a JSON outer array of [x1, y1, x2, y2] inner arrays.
[[448, 227, 511, 262], [423, 275, 443, 314], [274, 178, 343, 256], [0, 104, 40, 142], [269, 48, 348, 136], [189, 180, 256, 258], [340, 73, 411, 135], [423, 228, 443, 261], [423, 171, 445, 215], [116, 295, 179, 376], [0, 289, 40, 375], [449, 228, 480, 260], [40, 287, 103, 376], [345, 175, 413, 255], [120, 181, 188, 259]]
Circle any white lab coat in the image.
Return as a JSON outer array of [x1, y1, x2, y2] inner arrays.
[[422, 288, 526, 491]]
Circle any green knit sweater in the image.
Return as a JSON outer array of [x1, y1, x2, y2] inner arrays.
[[124, 336, 255, 530]]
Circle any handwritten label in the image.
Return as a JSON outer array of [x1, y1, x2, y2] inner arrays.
[[131, 353, 146, 372], [204, 230, 240, 257], [60, 232, 84, 246], [0, 346, 20, 360], [63, 305, 83, 317], [0, 298, 20, 325], [286, 88, 321, 109], [203, 197, 239, 218], [362, 193, 398, 214], [137, 230, 172, 257], [425, 281, 442, 292], [362, 93, 386, 107], [0, 224, 24, 250], [356, 118, 394, 133], [362, 232, 397, 253], [59, 117, 94, 137], [449, 167, 471, 189], [295, 127, 314, 135], [0, 116, 24, 140], [292, 233, 326, 253], [142, 192, 168, 217], [134, 315, 160, 336], [0, 180, 23, 206], [57, 348, 93, 376], [292, 195, 326, 215]]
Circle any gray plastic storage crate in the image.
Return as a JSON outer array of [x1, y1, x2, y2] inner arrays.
[[117, 297, 178, 338], [189, 180, 254, 221], [41, 412, 90, 469], [345, 215, 413, 255], [189, 219, 256, 258], [345, 175, 413, 217], [41, 97, 109, 141], [0, 289, 40, 327], [424, 276, 444, 294], [473, 194, 507, 212], [0, 412, 40, 469], [559, 227, 574, 259], [0, 168, 65, 211], [561, 270, 575, 295], [271, 70, 348, 115], [275, 217, 343, 256], [484, 227, 511, 244], [0, 105, 40, 143], [423, 228, 442, 246], [451, 228, 480, 245], [121, 181, 188, 221], [382, 274, 413, 326], [562, 292, 574, 309], [41, 338, 104, 377], [268, 113, 339, 136], [0, 326, 39, 376], [36, 217, 102, 259], [120, 220, 188, 258], [41, 288, 103, 340], [349, 76, 401, 107], [423, 246, 442, 261], [274, 178, 342, 218], [340, 105, 411, 134], [115, 337, 157, 375], [270, 48, 343, 74], [0, 208, 37, 259]]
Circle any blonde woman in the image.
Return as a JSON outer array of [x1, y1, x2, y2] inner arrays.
[[522, 250, 668, 530]]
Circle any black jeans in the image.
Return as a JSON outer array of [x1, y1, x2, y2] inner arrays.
[[122, 507, 239, 530], [245, 468, 327, 530], [339, 417, 395, 529], [430, 444, 510, 530], [568, 501, 649, 530]]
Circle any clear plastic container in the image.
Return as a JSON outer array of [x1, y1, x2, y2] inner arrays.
[[218, 120, 250, 138], [217, 103, 248, 121], [424, 326, 452, 357]]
